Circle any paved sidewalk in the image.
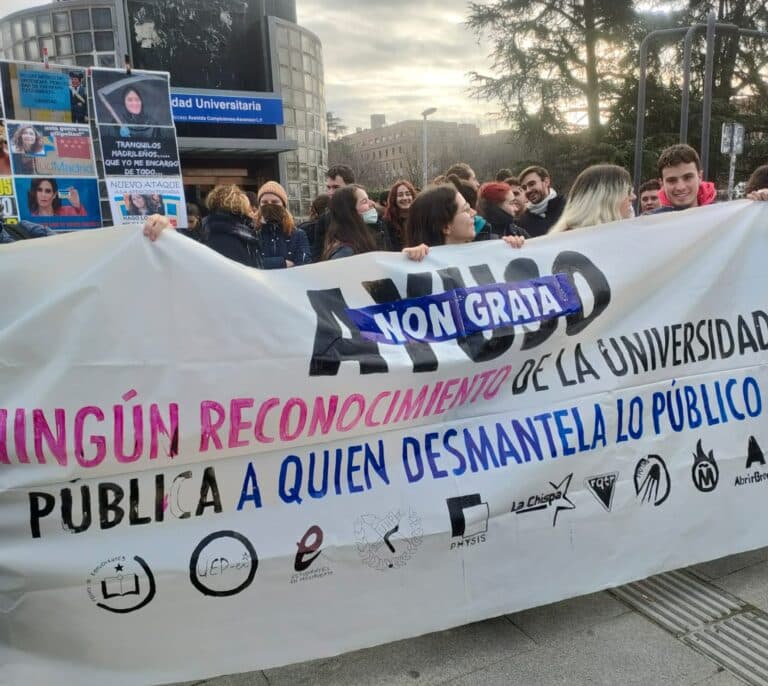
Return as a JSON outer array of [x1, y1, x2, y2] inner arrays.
[[173, 548, 768, 686]]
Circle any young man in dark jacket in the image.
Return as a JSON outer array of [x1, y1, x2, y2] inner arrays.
[[304, 164, 355, 261], [515, 165, 566, 237]]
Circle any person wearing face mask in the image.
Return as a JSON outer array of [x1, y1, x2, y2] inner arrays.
[[402, 184, 525, 262], [383, 179, 417, 251], [549, 164, 636, 233], [253, 180, 311, 268], [322, 185, 380, 260], [476, 182, 529, 240]]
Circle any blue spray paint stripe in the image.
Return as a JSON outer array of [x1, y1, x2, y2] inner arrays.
[[347, 273, 581, 345]]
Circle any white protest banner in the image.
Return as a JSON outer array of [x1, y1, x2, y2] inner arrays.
[[2, 202, 768, 686]]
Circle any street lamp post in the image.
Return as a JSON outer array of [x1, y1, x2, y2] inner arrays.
[[421, 107, 437, 188]]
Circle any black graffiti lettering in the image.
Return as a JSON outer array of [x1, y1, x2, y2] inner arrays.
[[363, 272, 438, 373], [307, 288, 389, 376]]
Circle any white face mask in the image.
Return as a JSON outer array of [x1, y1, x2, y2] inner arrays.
[[361, 207, 378, 224]]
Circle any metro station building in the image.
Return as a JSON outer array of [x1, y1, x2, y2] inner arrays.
[[0, 0, 327, 215]]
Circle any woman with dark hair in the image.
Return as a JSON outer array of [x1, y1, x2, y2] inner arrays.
[[383, 179, 416, 251], [125, 193, 151, 216], [27, 178, 86, 217], [477, 182, 528, 239], [402, 184, 524, 261], [148, 193, 165, 215], [122, 87, 150, 125], [322, 184, 378, 260], [11, 125, 45, 174], [746, 165, 768, 196]]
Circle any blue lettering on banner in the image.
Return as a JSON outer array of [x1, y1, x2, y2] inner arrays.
[[346, 275, 581, 345], [171, 91, 284, 125]]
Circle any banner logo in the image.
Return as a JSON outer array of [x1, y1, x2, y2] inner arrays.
[[735, 436, 768, 487], [446, 494, 489, 549], [585, 472, 618, 512], [511, 474, 575, 526], [354, 508, 422, 571], [290, 524, 333, 583], [634, 455, 670, 506], [86, 554, 156, 614], [691, 440, 719, 492], [189, 530, 257, 597]]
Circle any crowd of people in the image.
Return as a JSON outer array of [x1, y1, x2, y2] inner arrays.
[[141, 143, 768, 266]]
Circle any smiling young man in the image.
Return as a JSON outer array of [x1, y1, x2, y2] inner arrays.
[[515, 165, 566, 237], [654, 144, 716, 212]]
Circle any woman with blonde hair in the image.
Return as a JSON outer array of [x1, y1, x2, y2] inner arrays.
[[549, 164, 635, 234], [202, 184, 262, 267]]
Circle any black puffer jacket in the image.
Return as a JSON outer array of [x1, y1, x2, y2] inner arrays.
[[203, 212, 263, 268], [478, 204, 529, 240], [257, 222, 312, 269]]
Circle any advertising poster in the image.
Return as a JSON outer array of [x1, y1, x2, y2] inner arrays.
[[7, 121, 96, 177], [99, 125, 180, 177], [91, 70, 174, 127], [0, 61, 88, 124], [15, 176, 101, 230], [105, 176, 186, 226]]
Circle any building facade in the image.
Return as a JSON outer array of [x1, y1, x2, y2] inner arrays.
[[0, 0, 327, 216], [330, 119, 480, 190]]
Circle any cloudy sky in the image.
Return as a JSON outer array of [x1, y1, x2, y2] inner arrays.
[[2, 0, 502, 132], [296, 0, 500, 133]]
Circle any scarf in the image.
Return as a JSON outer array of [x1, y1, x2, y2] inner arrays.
[[658, 181, 717, 208], [527, 188, 557, 216]]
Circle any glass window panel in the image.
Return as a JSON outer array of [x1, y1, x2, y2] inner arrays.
[[287, 162, 298, 179], [303, 54, 312, 72], [97, 53, 115, 67], [275, 25, 288, 47], [71, 9, 90, 31], [75, 53, 94, 66], [301, 33, 313, 52], [289, 30, 300, 49], [12, 21, 23, 42], [25, 39, 39, 60], [298, 147, 307, 163], [288, 182, 300, 198], [74, 32, 93, 53], [282, 107, 295, 124], [284, 126, 296, 139], [304, 92, 312, 109], [94, 31, 113, 51], [92, 8, 112, 30], [55, 34, 73, 54], [23, 17, 36, 38], [1, 24, 11, 44], [291, 69, 302, 89], [290, 49, 302, 70], [13, 44, 25, 59], [304, 74, 312, 91], [295, 109, 306, 126], [279, 65, 290, 88], [300, 164, 308, 181], [296, 129, 306, 144], [53, 12, 69, 32], [37, 14, 52, 35], [56, 55, 75, 65], [278, 47, 289, 66]]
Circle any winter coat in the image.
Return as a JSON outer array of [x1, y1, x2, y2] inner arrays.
[[257, 221, 312, 269], [301, 211, 331, 262], [203, 211, 263, 268], [516, 194, 567, 238], [0, 219, 55, 243], [477, 204, 529, 241]]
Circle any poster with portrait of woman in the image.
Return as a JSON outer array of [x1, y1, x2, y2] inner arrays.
[[15, 176, 101, 230], [7, 121, 96, 177], [105, 177, 186, 227], [91, 70, 174, 128]]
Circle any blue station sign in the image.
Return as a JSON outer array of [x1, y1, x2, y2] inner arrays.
[[171, 90, 284, 125]]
